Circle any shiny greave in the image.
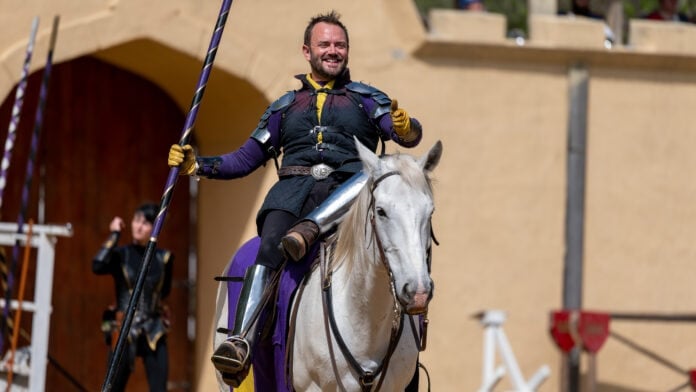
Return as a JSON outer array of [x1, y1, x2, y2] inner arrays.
[[281, 171, 369, 261], [307, 170, 369, 234], [232, 264, 272, 338], [211, 264, 272, 386]]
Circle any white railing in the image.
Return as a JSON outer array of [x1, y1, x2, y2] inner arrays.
[[0, 222, 72, 392], [477, 310, 550, 392]]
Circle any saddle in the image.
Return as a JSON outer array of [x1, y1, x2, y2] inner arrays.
[[217, 236, 323, 392]]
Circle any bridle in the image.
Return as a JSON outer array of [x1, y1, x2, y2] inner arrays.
[[320, 170, 429, 391], [286, 169, 433, 391]]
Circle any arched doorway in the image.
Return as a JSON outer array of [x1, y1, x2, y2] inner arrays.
[[0, 56, 192, 391]]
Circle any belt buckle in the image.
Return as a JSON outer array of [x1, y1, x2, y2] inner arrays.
[[311, 163, 333, 180]]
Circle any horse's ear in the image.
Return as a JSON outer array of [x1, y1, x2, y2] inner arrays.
[[419, 140, 443, 173], [355, 136, 380, 172]]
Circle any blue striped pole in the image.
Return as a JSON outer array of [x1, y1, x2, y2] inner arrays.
[[101, 1, 233, 390]]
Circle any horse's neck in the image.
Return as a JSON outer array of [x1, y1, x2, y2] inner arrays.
[[331, 246, 397, 344]]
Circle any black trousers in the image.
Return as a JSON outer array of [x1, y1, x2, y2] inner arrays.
[[109, 334, 168, 392], [256, 176, 342, 270]]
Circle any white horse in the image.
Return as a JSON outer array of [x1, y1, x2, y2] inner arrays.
[[290, 139, 442, 391], [213, 139, 442, 392]]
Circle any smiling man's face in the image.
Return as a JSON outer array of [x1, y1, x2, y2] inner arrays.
[[303, 22, 349, 82]]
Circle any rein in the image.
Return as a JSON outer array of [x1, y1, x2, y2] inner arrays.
[[319, 170, 409, 391], [320, 240, 405, 391], [288, 169, 432, 391]]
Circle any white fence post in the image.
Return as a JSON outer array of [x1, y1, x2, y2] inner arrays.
[[0, 222, 72, 392], [478, 310, 550, 392]]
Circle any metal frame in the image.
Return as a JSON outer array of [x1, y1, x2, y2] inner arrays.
[[0, 222, 72, 391], [477, 310, 550, 392]]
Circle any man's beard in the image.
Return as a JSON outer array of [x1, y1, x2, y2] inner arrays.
[[310, 52, 348, 80]]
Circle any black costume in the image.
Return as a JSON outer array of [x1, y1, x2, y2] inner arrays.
[[93, 231, 173, 392]]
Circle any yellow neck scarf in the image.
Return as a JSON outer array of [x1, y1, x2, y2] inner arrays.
[[306, 74, 335, 124]]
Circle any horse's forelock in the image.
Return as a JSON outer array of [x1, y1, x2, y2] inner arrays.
[[384, 152, 434, 196]]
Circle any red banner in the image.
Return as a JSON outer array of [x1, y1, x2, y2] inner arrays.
[[577, 311, 610, 353], [549, 310, 577, 353], [550, 310, 610, 354]]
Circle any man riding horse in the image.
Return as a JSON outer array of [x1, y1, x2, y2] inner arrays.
[[168, 10, 423, 387]]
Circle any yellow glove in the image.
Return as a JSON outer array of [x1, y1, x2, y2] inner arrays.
[[168, 144, 197, 176], [390, 99, 412, 138]]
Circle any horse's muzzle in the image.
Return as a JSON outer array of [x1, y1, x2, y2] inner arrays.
[[400, 279, 433, 315]]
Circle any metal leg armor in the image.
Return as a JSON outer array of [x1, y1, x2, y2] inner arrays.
[[281, 171, 369, 261], [211, 264, 272, 387]]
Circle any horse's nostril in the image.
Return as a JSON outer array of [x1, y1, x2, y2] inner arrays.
[[401, 283, 413, 299]]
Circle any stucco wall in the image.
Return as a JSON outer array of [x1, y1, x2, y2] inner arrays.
[[4, 1, 696, 391]]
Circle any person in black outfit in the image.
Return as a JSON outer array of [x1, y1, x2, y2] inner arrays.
[[93, 203, 173, 392]]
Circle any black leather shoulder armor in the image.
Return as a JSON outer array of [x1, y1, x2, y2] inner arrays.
[[346, 82, 391, 119], [251, 91, 296, 157]]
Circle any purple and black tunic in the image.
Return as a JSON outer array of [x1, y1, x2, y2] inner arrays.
[[195, 69, 422, 232]]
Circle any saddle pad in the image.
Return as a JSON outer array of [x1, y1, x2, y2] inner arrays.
[[224, 237, 316, 392]]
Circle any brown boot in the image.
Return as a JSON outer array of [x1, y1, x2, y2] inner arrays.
[[211, 336, 251, 387], [281, 220, 320, 261]]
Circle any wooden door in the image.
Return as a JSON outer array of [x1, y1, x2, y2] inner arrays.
[[0, 56, 192, 391]]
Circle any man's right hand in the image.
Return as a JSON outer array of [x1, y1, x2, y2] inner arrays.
[[168, 144, 197, 176]]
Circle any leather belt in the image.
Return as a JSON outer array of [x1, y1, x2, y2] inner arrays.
[[278, 164, 335, 180]]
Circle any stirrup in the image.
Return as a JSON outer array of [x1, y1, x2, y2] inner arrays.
[[211, 336, 251, 374], [220, 369, 251, 388]]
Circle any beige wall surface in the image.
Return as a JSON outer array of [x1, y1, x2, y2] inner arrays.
[[4, 1, 696, 391]]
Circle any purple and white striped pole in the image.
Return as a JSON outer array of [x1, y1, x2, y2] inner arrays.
[[0, 17, 39, 211], [1, 16, 60, 356], [101, 1, 233, 390], [0, 16, 39, 354]]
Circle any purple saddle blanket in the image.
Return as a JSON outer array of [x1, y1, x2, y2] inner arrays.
[[223, 236, 316, 392]]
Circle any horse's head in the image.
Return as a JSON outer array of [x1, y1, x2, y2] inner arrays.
[[356, 138, 443, 315]]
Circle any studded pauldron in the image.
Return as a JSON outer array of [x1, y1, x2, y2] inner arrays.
[[251, 91, 296, 158], [346, 81, 391, 119]]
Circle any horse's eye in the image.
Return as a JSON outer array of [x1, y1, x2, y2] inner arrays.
[[376, 207, 387, 217]]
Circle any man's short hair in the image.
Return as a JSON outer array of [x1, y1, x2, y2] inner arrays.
[[303, 10, 349, 47]]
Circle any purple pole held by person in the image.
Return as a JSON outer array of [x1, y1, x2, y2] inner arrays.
[[101, 0, 234, 390]]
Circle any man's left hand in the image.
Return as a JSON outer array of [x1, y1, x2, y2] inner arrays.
[[390, 99, 411, 137]]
